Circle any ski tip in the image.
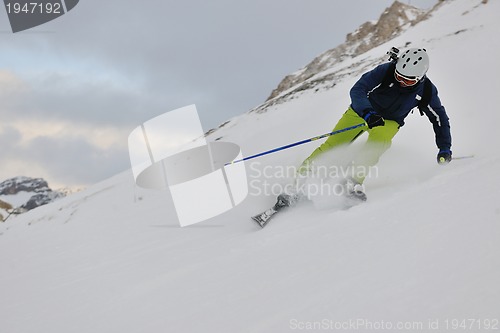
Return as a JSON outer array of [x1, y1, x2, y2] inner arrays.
[[251, 216, 266, 228], [251, 206, 280, 229]]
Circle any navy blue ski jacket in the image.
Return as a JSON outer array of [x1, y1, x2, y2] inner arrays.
[[350, 62, 451, 151]]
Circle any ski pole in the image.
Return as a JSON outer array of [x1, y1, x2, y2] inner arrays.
[[226, 123, 366, 165], [452, 155, 474, 160]]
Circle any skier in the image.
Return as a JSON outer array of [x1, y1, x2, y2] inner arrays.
[[278, 47, 452, 208]]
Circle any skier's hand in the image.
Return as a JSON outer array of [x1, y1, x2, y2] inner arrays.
[[363, 111, 385, 129], [437, 149, 452, 165]]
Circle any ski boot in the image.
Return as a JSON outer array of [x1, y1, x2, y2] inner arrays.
[[343, 177, 367, 203], [275, 192, 304, 209]]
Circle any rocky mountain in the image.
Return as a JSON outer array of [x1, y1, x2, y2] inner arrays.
[[0, 176, 51, 195], [0, 176, 65, 220], [265, 1, 436, 103]]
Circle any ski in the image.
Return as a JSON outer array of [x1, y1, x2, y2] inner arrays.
[[251, 194, 291, 228], [252, 182, 367, 227], [251, 207, 280, 228]]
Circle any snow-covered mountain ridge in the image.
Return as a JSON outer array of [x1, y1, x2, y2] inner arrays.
[[265, 1, 429, 103], [1, 1, 499, 332]]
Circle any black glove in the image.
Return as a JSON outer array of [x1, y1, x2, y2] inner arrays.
[[437, 149, 452, 165], [363, 110, 385, 129]]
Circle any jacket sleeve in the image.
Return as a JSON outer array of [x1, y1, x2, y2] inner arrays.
[[422, 83, 452, 151], [350, 63, 390, 117]]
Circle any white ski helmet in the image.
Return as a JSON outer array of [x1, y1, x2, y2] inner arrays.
[[395, 48, 429, 80]]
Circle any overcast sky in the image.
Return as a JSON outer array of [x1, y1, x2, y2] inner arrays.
[[0, 0, 437, 189]]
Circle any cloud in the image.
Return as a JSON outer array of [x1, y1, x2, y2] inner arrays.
[[0, 122, 129, 187], [2, 0, 401, 127], [0, 125, 23, 151], [0, 70, 136, 187], [26, 134, 129, 186]]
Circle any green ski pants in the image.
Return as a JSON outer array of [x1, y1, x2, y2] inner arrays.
[[298, 107, 399, 184]]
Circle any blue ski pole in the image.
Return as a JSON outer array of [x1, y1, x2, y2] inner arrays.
[[452, 155, 474, 160], [226, 123, 366, 165]]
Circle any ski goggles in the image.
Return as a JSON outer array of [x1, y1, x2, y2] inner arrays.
[[394, 70, 419, 86]]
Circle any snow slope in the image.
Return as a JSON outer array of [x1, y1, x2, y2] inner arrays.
[[1, 1, 500, 332]]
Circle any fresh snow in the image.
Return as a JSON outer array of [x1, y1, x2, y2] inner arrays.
[[1, 0, 499, 332], [0, 191, 34, 208]]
